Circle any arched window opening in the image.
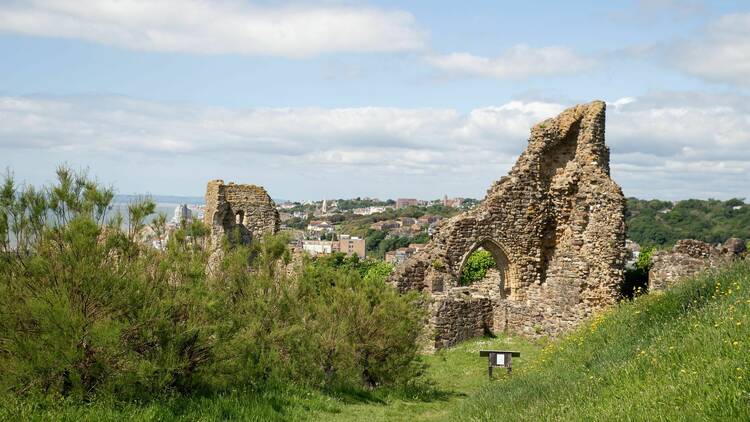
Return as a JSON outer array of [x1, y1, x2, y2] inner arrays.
[[458, 240, 514, 298], [460, 247, 495, 286], [235, 210, 244, 225]]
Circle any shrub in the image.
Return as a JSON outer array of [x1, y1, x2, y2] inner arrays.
[[0, 168, 214, 401], [0, 166, 425, 404], [459, 249, 495, 285], [622, 245, 656, 299], [209, 246, 424, 391]]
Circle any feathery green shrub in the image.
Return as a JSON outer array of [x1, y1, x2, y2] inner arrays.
[[0, 167, 425, 407]]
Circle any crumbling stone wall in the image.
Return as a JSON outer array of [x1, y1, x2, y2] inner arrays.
[[649, 238, 746, 292], [204, 180, 280, 266], [390, 101, 627, 349], [428, 289, 493, 350]]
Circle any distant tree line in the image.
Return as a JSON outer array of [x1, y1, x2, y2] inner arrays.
[[364, 231, 429, 259], [626, 197, 749, 247]]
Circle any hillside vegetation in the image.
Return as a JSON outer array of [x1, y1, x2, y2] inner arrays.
[[627, 197, 750, 247]]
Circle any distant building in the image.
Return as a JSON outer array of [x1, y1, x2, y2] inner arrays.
[[399, 217, 417, 226], [385, 246, 418, 265], [370, 220, 400, 231], [171, 204, 192, 224], [335, 235, 366, 259], [302, 235, 366, 259], [307, 220, 334, 235], [352, 206, 389, 216], [302, 240, 334, 256], [396, 198, 418, 209], [409, 243, 426, 252], [417, 215, 441, 226]]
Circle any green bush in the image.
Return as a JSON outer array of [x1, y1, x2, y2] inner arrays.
[[210, 247, 421, 390], [459, 249, 495, 285], [0, 167, 426, 406], [621, 245, 656, 298], [0, 168, 212, 401]]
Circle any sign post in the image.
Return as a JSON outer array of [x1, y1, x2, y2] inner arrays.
[[479, 350, 520, 379]]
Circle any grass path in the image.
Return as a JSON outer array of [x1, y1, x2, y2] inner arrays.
[[315, 336, 542, 422]]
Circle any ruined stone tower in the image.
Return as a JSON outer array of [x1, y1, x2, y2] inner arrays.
[[204, 180, 280, 265], [390, 101, 627, 350]]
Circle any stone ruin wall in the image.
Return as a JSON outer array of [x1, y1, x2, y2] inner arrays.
[[390, 101, 628, 350], [204, 180, 280, 266], [649, 238, 746, 292]]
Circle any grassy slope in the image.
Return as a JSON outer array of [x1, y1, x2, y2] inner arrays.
[[455, 260, 750, 421]]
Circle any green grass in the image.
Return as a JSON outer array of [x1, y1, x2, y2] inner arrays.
[[0, 388, 342, 421], [314, 336, 542, 421], [3, 261, 748, 421]]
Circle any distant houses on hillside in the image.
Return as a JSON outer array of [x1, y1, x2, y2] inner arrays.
[[370, 215, 443, 235], [307, 220, 334, 236]]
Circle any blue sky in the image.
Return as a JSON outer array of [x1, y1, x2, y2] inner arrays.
[[1, 0, 749, 200]]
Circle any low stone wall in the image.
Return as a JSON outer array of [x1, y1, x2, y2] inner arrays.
[[428, 289, 492, 350], [649, 238, 746, 292]]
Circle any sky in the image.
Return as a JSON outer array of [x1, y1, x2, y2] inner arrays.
[[0, 0, 749, 201]]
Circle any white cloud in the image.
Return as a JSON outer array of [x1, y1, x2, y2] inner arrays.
[[0, 95, 546, 159], [0, 93, 748, 200], [426, 45, 595, 79], [0, 0, 426, 57], [668, 13, 750, 86]]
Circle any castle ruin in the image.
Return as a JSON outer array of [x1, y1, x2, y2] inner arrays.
[[390, 101, 627, 349], [204, 180, 280, 265]]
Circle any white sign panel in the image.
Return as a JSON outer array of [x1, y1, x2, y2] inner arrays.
[[495, 353, 505, 366]]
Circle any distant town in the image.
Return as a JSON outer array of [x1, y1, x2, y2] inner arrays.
[[135, 195, 479, 264]]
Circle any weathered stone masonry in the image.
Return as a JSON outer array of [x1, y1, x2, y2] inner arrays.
[[204, 180, 280, 265], [649, 238, 746, 292], [390, 101, 627, 350]]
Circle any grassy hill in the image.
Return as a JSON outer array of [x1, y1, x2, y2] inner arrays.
[[319, 260, 750, 421]]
